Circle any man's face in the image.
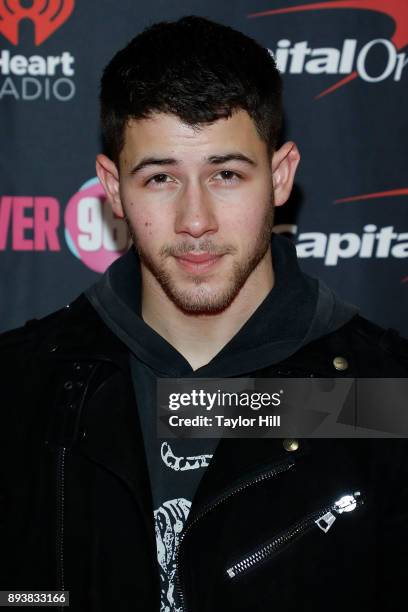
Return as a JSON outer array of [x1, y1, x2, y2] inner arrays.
[[110, 110, 278, 314]]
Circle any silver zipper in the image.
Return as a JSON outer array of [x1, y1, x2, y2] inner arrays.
[[56, 447, 66, 609], [226, 490, 363, 579], [53, 362, 98, 608], [175, 458, 296, 612], [315, 491, 362, 533]]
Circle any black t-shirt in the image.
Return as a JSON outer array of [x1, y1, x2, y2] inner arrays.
[[131, 358, 219, 612]]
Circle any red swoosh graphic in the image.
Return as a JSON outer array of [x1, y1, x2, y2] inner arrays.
[[333, 186, 408, 284], [334, 188, 408, 203], [249, 0, 408, 98]]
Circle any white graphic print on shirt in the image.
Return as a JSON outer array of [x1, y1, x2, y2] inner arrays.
[[155, 443, 213, 612], [161, 441, 213, 471]]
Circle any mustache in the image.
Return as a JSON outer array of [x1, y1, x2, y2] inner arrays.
[[159, 241, 236, 258]]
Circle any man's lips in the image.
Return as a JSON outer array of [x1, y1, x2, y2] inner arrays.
[[175, 253, 223, 272], [178, 253, 220, 263]]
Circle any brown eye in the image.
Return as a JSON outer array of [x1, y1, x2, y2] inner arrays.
[[214, 170, 241, 183], [151, 173, 169, 183], [220, 171, 235, 180]]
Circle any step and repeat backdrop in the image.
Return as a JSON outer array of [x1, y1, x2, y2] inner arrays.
[[1, 0, 407, 335]]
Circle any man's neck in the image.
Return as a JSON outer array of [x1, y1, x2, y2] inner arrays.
[[141, 250, 274, 370]]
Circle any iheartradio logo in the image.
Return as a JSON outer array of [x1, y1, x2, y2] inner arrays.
[[0, 0, 75, 46], [0, 1, 76, 102]]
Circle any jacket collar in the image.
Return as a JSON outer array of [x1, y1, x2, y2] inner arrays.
[[41, 294, 312, 519]]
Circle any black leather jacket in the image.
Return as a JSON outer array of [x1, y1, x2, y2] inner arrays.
[[0, 294, 407, 611]]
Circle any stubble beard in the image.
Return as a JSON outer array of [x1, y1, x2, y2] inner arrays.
[[125, 202, 274, 316]]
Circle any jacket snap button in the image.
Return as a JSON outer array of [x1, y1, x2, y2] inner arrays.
[[333, 356, 349, 371], [283, 439, 299, 452]]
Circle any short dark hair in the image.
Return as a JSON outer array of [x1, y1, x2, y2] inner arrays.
[[100, 15, 283, 164]]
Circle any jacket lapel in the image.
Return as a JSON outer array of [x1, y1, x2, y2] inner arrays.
[[189, 437, 310, 520]]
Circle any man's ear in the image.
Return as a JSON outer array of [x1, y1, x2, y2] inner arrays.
[[96, 153, 124, 218], [271, 141, 300, 207]]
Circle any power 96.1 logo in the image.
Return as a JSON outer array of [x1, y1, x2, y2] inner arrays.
[[64, 178, 130, 273]]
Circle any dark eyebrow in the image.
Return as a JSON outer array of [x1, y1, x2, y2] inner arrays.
[[129, 157, 178, 175], [206, 153, 257, 167], [129, 152, 257, 176]]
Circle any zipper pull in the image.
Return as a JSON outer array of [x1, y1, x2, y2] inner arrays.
[[334, 491, 361, 514], [315, 511, 336, 533], [315, 491, 362, 533]]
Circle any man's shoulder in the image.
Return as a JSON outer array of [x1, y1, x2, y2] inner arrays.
[[284, 314, 408, 376], [328, 314, 408, 362], [0, 294, 117, 360]]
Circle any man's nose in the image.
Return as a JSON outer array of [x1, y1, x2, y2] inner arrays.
[[174, 183, 218, 238]]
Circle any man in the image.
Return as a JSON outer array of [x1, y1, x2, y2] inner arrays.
[[1, 15, 407, 612]]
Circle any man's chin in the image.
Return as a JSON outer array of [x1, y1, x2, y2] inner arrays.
[[162, 283, 239, 316], [140, 247, 269, 315]]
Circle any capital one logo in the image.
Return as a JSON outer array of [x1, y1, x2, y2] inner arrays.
[[273, 186, 408, 282], [250, 0, 408, 97], [0, 0, 74, 46]]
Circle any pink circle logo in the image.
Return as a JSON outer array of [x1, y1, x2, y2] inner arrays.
[[64, 178, 130, 273]]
